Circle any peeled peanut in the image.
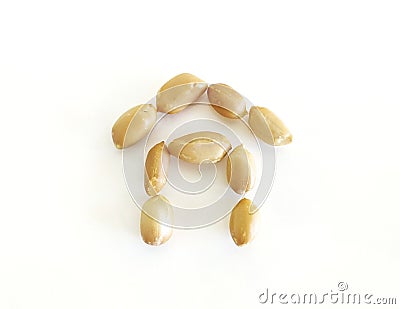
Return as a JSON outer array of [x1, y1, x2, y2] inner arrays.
[[140, 195, 173, 246], [227, 145, 256, 194], [248, 106, 292, 146], [156, 73, 208, 114], [144, 141, 170, 196], [168, 131, 232, 164], [112, 104, 157, 149], [207, 83, 247, 118], [229, 198, 259, 246]]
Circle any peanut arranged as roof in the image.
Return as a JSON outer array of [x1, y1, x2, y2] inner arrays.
[[112, 73, 292, 247]]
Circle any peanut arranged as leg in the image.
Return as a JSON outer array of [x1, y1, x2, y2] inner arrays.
[[167, 131, 232, 164], [112, 104, 157, 149], [156, 73, 208, 114], [140, 195, 174, 246], [145, 141, 170, 196], [229, 198, 259, 246]]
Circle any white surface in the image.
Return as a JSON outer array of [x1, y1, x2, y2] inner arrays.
[[0, 0, 399, 308]]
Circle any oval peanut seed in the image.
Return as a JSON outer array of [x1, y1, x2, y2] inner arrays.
[[229, 198, 259, 246], [144, 141, 170, 196], [207, 83, 247, 118], [112, 104, 157, 149], [227, 145, 256, 194], [168, 131, 232, 164], [140, 195, 173, 246], [156, 73, 208, 114], [248, 106, 292, 146]]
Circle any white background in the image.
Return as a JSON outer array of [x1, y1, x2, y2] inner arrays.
[[0, 0, 399, 308]]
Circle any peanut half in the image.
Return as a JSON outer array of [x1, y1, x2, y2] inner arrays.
[[248, 106, 292, 146], [144, 141, 170, 196], [229, 198, 259, 246], [140, 195, 174, 246], [112, 104, 157, 149], [168, 131, 232, 164], [227, 145, 256, 194], [207, 83, 247, 118], [156, 73, 208, 114]]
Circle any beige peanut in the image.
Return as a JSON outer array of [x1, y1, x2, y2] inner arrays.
[[144, 141, 170, 196], [227, 145, 256, 194], [168, 131, 232, 164], [229, 198, 259, 246], [112, 104, 157, 149], [156, 73, 208, 114], [207, 83, 247, 118], [248, 106, 292, 146], [140, 195, 173, 246]]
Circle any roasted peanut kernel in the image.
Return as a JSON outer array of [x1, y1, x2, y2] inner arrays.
[[227, 145, 256, 194], [229, 198, 259, 246], [248, 106, 292, 146], [156, 73, 208, 114], [145, 141, 170, 196], [112, 104, 157, 149], [140, 195, 173, 246], [207, 83, 247, 119], [168, 131, 232, 164]]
